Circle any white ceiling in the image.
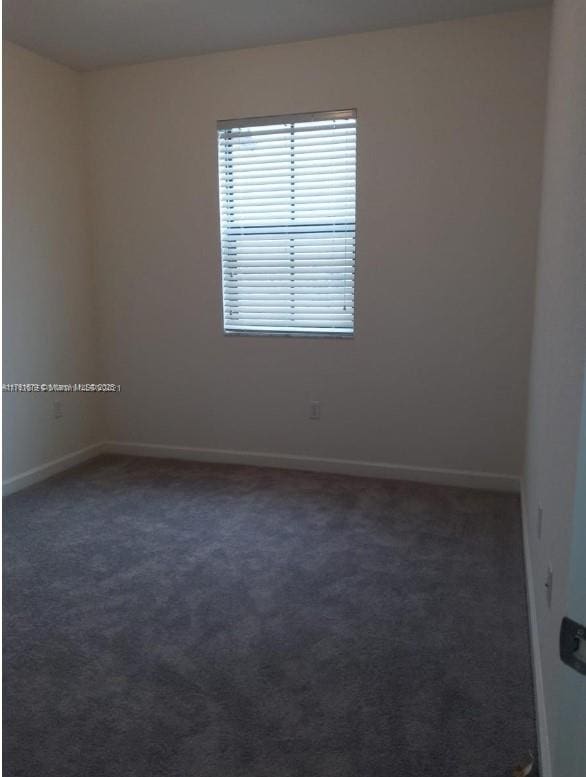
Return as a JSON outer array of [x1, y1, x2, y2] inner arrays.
[[4, 0, 547, 71]]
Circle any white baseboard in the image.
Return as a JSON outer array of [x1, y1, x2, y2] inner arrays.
[[103, 440, 520, 492], [520, 486, 552, 777], [2, 437, 520, 496], [2, 442, 105, 496]]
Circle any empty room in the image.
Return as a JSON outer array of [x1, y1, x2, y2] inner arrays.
[[2, 1, 585, 775]]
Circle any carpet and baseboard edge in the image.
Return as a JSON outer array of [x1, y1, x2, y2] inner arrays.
[[2, 442, 106, 496], [3, 440, 520, 496], [104, 441, 520, 492]]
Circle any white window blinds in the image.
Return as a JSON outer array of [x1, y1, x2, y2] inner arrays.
[[217, 110, 356, 335]]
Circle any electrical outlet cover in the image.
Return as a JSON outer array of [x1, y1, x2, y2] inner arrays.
[[309, 401, 320, 420]]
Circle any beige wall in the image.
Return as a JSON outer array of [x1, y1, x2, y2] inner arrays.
[[85, 9, 549, 481], [3, 42, 100, 482], [523, 0, 586, 771]]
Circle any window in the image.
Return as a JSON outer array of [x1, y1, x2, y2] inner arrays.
[[217, 110, 356, 335]]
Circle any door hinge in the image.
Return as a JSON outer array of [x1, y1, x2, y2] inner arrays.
[[560, 617, 586, 675]]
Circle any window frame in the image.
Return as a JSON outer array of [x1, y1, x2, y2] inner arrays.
[[217, 109, 358, 339]]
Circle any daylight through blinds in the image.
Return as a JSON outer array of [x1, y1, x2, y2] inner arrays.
[[217, 111, 356, 334]]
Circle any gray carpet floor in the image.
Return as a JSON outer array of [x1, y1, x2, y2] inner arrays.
[[4, 455, 536, 777]]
